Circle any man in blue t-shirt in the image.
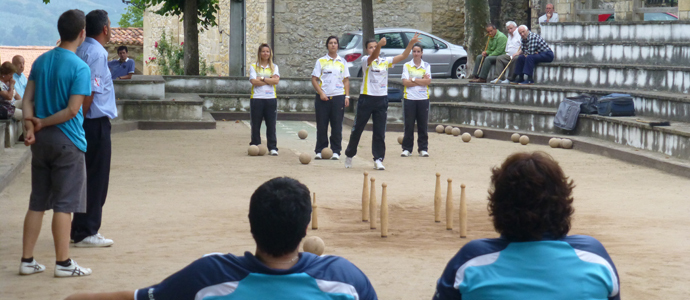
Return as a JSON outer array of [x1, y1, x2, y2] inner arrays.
[[433, 152, 620, 300], [19, 9, 93, 278], [108, 45, 135, 80], [66, 177, 378, 300]]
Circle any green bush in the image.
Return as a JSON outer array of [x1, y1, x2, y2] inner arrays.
[[146, 31, 216, 76]]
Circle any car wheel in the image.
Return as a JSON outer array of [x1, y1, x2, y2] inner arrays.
[[451, 58, 467, 79]]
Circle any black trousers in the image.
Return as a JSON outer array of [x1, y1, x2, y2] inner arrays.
[[345, 95, 388, 161], [314, 95, 345, 155], [402, 99, 429, 152], [249, 98, 278, 151], [71, 117, 111, 242]]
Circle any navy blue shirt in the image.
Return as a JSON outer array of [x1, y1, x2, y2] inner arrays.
[[135, 252, 377, 300], [108, 58, 135, 80]]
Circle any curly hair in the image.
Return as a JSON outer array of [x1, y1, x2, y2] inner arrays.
[[488, 151, 575, 241]]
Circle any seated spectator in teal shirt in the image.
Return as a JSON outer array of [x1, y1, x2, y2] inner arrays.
[[12, 55, 27, 98], [107, 46, 135, 80]]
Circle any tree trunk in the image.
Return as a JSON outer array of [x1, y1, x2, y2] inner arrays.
[[464, 0, 491, 74], [184, 0, 200, 75], [361, 0, 375, 53]]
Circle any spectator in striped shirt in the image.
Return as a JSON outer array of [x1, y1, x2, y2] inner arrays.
[[510, 25, 554, 85]]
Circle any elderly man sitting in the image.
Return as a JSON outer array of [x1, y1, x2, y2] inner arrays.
[[510, 25, 554, 85], [491, 21, 522, 84], [469, 23, 506, 83]]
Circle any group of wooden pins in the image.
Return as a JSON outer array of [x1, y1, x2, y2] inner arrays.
[[361, 172, 390, 237], [358, 172, 467, 238]]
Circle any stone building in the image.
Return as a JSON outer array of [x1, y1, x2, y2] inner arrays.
[[143, 0, 689, 77]]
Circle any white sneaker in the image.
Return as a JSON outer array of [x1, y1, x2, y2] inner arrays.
[[74, 233, 114, 248], [345, 157, 353, 168], [331, 153, 340, 160], [419, 150, 429, 157], [54, 259, 92, 277], [374, 159, 385, 170], [401, 150, 410, 157], [19, 259, 46, 275], [490, 79, 499, 84], [270, 150, 278, 156], [315, 153, 322, 160], [500, 79, 510, 84]]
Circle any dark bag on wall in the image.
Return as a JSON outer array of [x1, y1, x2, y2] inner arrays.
[[598, 93, 635, 116], [554, 99, 581, 131], [0, 102, 15, 119], [566, 94, 598, 114], [387, 88, 403, 102]]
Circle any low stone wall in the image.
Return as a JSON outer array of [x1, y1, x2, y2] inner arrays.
[[114, 75, 166, 100]]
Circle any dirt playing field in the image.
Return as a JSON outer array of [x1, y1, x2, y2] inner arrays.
[[1, 121, 689, 299]]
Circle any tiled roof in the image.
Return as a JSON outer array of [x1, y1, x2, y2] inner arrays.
[[109, 27, 144, 46], [0, 46, 54, 78]]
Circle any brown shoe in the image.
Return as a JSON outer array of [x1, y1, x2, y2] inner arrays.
[[476, 78, 487, 83]]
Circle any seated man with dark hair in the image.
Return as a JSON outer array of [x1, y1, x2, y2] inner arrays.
[[108, 46, 135, 80], [433, 151, 620, 300], [66, 177, 378, 300]]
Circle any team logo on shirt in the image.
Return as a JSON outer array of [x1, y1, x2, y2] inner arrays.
[[93, 77, 100, 87]]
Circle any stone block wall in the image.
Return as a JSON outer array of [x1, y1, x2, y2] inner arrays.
[[433, 0, 466, 45], [245, 0, 270, 75], [272, 0, 433, 77], [680, 0, 690, 19]]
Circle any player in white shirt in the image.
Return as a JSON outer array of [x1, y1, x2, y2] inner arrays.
[[400, 44, 432, 158], [492, 21, 522, 84], [248, 43, 280, 156], [311, 36, 350, 160], [344, 33, 421, 170]]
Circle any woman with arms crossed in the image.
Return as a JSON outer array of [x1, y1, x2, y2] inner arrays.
[[249, 44, 280, 156], [400, 44, 431, 157], [311, 36, 350, 160], [344, 32, 421, 170]]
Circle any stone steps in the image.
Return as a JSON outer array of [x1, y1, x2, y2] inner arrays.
[[534, 62, 690, 93], [542, 21, 690, 43], [550, 42, 690, 66], [199, 93, 317, 112], [381, 101, 690, 160]]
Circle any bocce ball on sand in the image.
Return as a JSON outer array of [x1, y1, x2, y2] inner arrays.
[[298, 130, 308, 139], [397, 136, 404, 144], [303, 236, 325, 256], [474, 129, 484, 138], [520, 135, 530, 145], [511, 133, 521, 143], [258, 145, 268, 156], [560, 139, 574, 149], [299, 153, 312, 164], [445, 126, 453, 135], [451, 128, 461, 136], [549, 138, 561, 148], [461, 132, 471, 142], [436, 125, 445, 133], [321, 148, 333, 159], [248, 145, 260, 156]]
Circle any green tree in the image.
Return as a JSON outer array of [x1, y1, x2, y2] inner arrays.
[[43, 0, 219, 76], [119, 0, 144, 28]]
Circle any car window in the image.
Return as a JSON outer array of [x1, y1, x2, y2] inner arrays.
[[644, 12, 678, 21], [404, 32, 435, 49], [433, 38, 448, 49], [340, 34, 360, 50], [374, 33, 405, 49]]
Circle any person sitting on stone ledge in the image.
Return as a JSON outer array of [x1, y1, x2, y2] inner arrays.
[[491, 21, 522, 84], [539, 3, 559, 25], [510, 25, 554, 85], [468, 23, 506, 84]]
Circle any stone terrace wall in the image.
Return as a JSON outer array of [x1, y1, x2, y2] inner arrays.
[[433, 0, 466, 45], [273, 0, 433, 77]]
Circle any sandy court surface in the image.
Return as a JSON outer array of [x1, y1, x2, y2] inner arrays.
[[1, 121, 689, 299]]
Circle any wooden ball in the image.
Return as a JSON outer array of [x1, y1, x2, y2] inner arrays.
[[397, 135, 404, 144], [474, 129, 484, 138], [303, 236, 325, 256], [560, 139, 573, 149], [258, 145, 268, 156], [445, 126, 453, 135], [321, 148, 333, 159], [451, 128, 461, 136], [549, 138, 561, 148], [511, 133, 520, 143], [299, 153, 312, 164], [435, 125, 445, 133], [248, 145, 260, 156], [298, 130, 308, 139], [519, 135, 530, 145], [461, 132, 471, 142]]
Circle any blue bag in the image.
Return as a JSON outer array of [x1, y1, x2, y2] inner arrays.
[[597, 93, 635, 116]]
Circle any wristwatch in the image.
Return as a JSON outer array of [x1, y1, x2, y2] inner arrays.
[[260, 76, 265, 81], [345, 96, 350, 98], [412, 78, 416, 82]]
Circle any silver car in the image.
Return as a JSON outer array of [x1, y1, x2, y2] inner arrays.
[[337, 28, 468, 79]]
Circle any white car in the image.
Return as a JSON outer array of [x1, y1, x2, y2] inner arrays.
[[337, 28, 468, 79]]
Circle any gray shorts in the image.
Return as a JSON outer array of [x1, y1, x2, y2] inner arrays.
[[29, 126, 86, 213]]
